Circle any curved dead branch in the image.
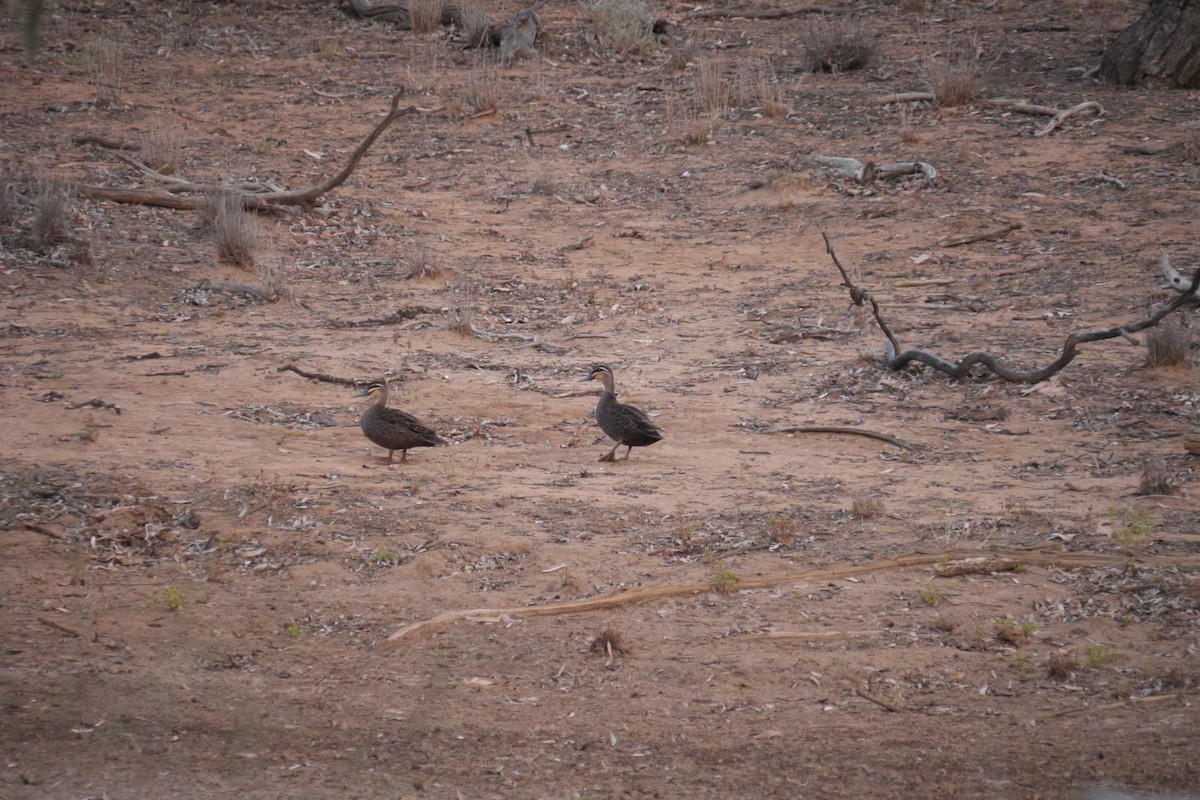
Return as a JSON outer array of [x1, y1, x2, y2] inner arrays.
[[769, 425, 917, 450], [383, 548, 1200, 644], [80, 92, 423, 212], [823, 232, 1200, 383]]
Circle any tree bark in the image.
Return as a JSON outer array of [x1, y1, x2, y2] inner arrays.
[[1099, 0, 1200, 88]]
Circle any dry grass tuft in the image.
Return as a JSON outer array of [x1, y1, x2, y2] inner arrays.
[[32, 179, 71, 251], [0, 164, 18, 228], [408, 0, 443, 35], [140, 124, 185, 175], [581, 0, 657, 56], [849, 494, 885, 520], [458, 3, 493, 48], [666, 94, 714, 145], [926, 37, 983, 106], [400, 239, 443, 279], [1047, 651, 1076, 681], [464, 56, 504, 115], [1137, 456, 1178, 497], [752, 60, 790, 118], [1145, 315, 1192, 367], [82, 36, 126, 106], [590, 624, 630, 657], [693, 57, 728, 115], [205, 192, 257, 269], [800, 17, 875, 73]]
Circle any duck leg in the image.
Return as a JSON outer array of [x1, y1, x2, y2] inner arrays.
[[400, 449, 409, 463], [599, 443, 620, 462], [622, 445, 634, 460], [386, 449, 395, 464]]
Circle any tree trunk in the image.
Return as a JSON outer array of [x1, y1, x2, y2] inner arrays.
[[1099, 0, 1200, 87]]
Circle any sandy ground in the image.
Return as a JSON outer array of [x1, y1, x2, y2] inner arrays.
[[1, 0, 1198, 797]]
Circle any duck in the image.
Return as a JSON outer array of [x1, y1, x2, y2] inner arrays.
[[354, 377, 446, 464], [579, 364, 663, 462]]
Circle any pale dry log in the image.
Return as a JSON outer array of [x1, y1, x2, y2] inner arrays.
[[814, 156, 937, 186], [1033, 101, 1105, 137]]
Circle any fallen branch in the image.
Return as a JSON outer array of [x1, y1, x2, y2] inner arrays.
[[64, 398, 122, 414], [769, 425, 916, 451], [383, 548, 1200, 643], [1041, 691, 1196, 721], [1034, 101, 1104, 137], [1161, 252, 1199, 294], [873, 94, 1105, 136], [740, 630, 884, 641], [72, 134, 139, 150], [81, 92, 422, 212], [937, 220, 1021, 247], [823, 232, 1200, 383], [854, 689, 906, 713], [38, 617, 84, 638], [277, 364, 364, 387], [814, 156, 938, 186], [196, 279, 279, 302], [686, 4, 846, 19]]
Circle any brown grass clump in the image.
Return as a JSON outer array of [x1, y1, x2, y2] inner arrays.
[[581, 0, 656, 57], [849, 494, 885, 520], [693, 57, 728, 115], [32, 179, 71, 251], [590, 624, 630, 658], [140, 124, 185, 175], [0, 165, 18, 228], [82, 36, 125, 106], [1047, 651, 1076, 681], [458, 3, 493, 48], [752, 61, 790, 118], [926, 38, 983, 106], [464, 57, 503, 115], [666, 94, 714, 145], [408, 0, 443, 34], [401, 239, 443, 279], [898, 0, 924, 10], [205, 192, 257, 269], [1137, 456, 1178, 497], [1146, 315, 1192, 367], [800, 17, 875, 73]]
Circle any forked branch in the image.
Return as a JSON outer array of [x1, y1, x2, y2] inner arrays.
[[80, 92, 422, 212], [823, 232, 1200, 383]]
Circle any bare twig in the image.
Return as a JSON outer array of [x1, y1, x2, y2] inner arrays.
[[277, 364, 364, 387], [686, 5, 846, 19], [384, 549, 1200, 643], [937, 221, 1021, 247], [769, 425, 916, 450]]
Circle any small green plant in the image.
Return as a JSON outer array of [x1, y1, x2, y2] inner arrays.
[[994, 617, 1029, 647], [765, 511, 800, 547], [1012, 653, 1030, 670], [372, 549, 404, 564], [153, 586, 186, 611], [1085, 643, 1111, 668], [77, 418, 102, 443], [708, 554, 739, 595], [1108, 505, 1153, 548], [283, 623, 302, 636], [919, 582, 946, 607]]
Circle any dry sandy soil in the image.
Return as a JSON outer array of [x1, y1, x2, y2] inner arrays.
[[2, 0, 1199, 797]]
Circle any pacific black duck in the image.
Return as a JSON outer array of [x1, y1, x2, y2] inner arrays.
[[355, 378, 446, 464], [579, 364, 663, 462]]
